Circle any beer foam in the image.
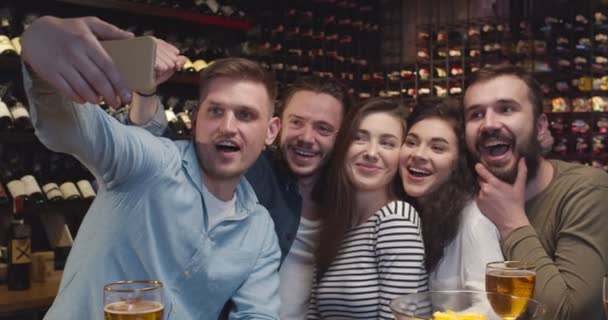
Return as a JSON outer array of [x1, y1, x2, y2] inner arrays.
[[487, 269, 536, 277], [104, 301, 163, 314]]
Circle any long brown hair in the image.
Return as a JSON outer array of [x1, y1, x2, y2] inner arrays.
[[312, 98, 409, 278], [405, 98, 477, 272]]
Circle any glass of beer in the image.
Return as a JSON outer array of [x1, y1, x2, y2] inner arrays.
[[602, 275, 608, 320], [486, 261, 536, 320], [104, 280, 164, 320]]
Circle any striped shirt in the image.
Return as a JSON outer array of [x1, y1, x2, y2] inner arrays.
[[307, 200, 428, 319]]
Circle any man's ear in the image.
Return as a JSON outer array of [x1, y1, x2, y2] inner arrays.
[[536, 113, 549, 138], [265, 116, 281, 145], [537, 113, 554, 155]]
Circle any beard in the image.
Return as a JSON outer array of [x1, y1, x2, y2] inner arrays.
[[473, 127, 541, 185]]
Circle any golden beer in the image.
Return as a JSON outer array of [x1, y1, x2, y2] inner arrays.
[[486, 269, 535, 319], [104, 300, 164, 320]]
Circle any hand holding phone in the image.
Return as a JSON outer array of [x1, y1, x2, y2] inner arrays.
[[101, 36, 156, 94]]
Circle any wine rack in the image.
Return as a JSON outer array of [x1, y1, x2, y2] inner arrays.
[[0, 0, 391, 248], [411, 7, 608, 169]]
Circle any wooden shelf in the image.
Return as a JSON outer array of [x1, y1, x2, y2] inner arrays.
[[56, 0, 255, 30], [0, 273, 61, 315]]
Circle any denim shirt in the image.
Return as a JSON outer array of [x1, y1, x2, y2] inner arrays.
[[139, 103, 304, 262], [24, 67, 280, 320]]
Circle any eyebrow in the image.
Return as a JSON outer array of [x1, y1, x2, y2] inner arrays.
[[359, 129, 399, 140], [407, 132, 449, 144], [466, 98, 520, 111], [207, 100, 259, 111]]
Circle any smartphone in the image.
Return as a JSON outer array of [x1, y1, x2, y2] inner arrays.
[[101, 36, 156, 93]]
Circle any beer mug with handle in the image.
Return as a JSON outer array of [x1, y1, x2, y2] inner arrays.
[[104, 280, 164, 320]]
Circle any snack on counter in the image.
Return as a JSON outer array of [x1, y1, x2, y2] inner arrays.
[[433, 310, 487, 320]]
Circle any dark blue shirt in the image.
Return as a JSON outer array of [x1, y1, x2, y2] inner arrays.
[[245, 150, 303, 261]]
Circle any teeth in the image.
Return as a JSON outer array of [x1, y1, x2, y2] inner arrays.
[[293, 149, 316, 157], [409, 167, 431, 175], [484, 141, 508, 147], [217, 141, 237, 147]]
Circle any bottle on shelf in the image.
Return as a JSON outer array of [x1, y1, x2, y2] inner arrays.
[[62, 156, 85, 201], [1, 152, 28, 203], [7, 151, 45, 207], [0, 7, 18, 57], [75, 163, 96, 200], [194, 0, 220, 15], [52, 154, 82, 201], [0, 96, 14, 131], [2, 85, 34, 132], [38, 156, 64, 203], [20, 171, 45, 207], [164, 96, 188, 136], [7, 197, 31, 290]]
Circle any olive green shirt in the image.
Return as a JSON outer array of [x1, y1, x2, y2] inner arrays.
[[502, 160, 608, 319]]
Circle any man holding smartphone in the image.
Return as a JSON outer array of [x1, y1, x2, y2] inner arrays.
[[21, 16, 281, 319]]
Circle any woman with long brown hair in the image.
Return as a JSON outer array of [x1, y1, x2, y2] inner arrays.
[[399, 98, 503, 291], [307, 98, 428, 320]]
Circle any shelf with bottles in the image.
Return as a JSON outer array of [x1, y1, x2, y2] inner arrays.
[[0, 147, 98, 215], [54, 0, 255, 30]]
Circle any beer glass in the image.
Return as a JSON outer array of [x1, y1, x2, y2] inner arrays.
[[104, 280, 164, 320], [602, 275, 608, 320], [486, 261, 536, 320], [390, 290, 546, 320]]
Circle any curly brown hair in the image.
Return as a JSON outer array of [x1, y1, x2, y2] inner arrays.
[[404, 98, 477, 272]]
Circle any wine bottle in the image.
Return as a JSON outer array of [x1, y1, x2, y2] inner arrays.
[[164, 96, 187, 136], [61, 156, 84, 201], [39, 156, 63, 203], [10, 36, 20, 55], [7, 197, 31, 290], [75, 163, 96, 200], [2, 154, 28, 202], [0, 34, 16, 56], [52, 154, 81, 201], [20, 172, 45, 206], [0, 97, 14, 131], [175, 105, 193, 133], [2, 87, 33, 131], [0, 7, 17, 56], [194, 0, 220, 15]]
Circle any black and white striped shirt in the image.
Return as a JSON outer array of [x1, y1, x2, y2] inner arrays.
[[307, 200, 429, 319]]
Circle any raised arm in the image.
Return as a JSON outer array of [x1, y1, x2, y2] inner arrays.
[[21, 16, 133, 108], [21, 16, 178, 187], [128, 39, 186, 134]]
